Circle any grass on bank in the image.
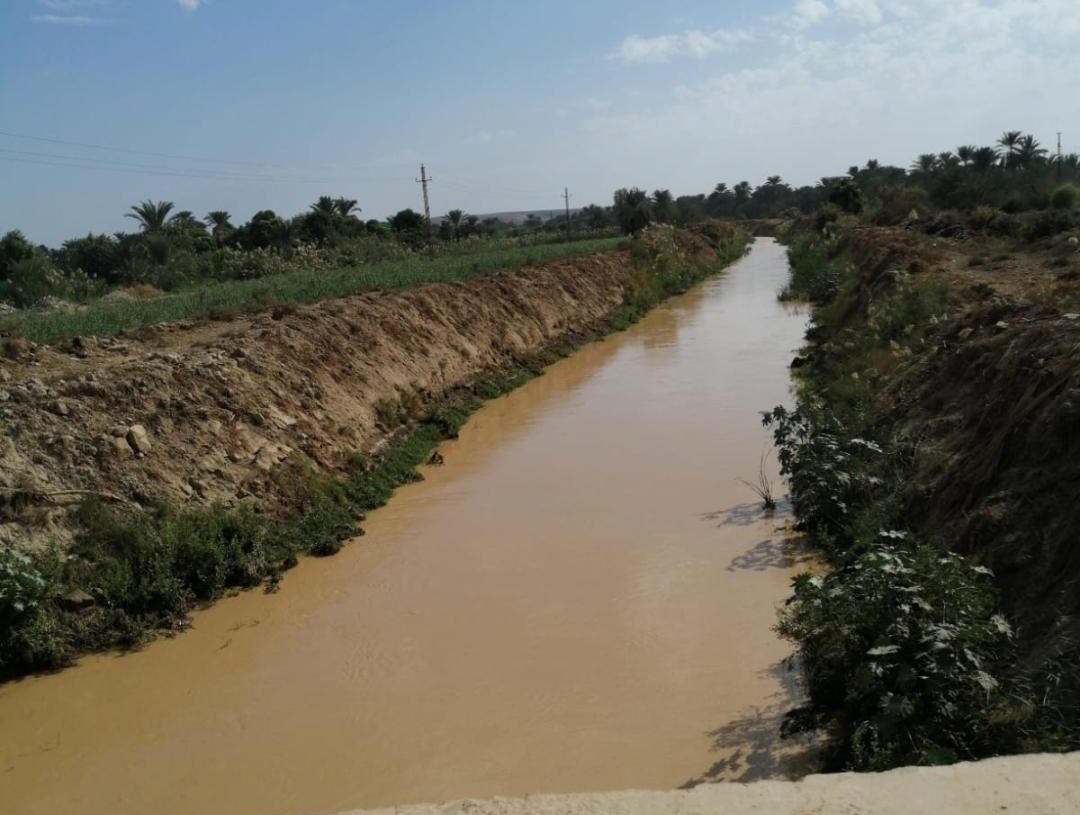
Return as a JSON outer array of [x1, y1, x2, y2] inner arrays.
[[0, 223, 748, 680], [1, 237, 622, 345]]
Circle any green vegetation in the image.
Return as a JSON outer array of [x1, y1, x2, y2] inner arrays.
[[2, 237, 620, 344], [780, 235, 844, 304], [0, 191, 621, 316], [5, 130, 1076, 317], [769, 234, 1077, 771], [0, 222, 747, 680], [607, 130, 1080, 240]]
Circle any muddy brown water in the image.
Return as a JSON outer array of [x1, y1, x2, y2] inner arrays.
[[0, 239, 812, 815]]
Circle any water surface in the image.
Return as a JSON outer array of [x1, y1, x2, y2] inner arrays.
[[0, 239, 810, 815]]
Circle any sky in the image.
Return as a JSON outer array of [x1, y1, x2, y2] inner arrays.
[[1, 0, 1077, 246]]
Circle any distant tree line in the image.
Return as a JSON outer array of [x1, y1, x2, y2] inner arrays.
[[4, 129, 1077, 309], [0, 195, 617, 309], [609, 130, 1079, 235]]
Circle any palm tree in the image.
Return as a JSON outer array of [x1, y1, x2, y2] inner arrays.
[[445, 209, 465, 240], [168, 211, 204, 234], [912, 154, 938, 175], [652, 189, 677, 223], [125, 200, 175, 232], [938, 151, 960, 170], [733, 181, 752, 208], [956, 145, 977, 166], [1014, 134, 1048, 169], [997, 131, 1023, 170], [310, 196, 337, 215], [205, 211, 234, 243], [971, 147, 1000, 173], [612, 188, 653, 234], [334, 197, 360, 218]]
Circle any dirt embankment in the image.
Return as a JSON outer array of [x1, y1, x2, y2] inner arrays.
[[0, 250, 632, 551], [824, 226, 1080, 664]]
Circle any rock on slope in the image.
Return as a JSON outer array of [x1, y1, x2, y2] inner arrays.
[[0, 251, 630, 551]]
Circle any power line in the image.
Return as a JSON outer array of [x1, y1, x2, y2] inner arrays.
[[0, 151, 412, 185], [0, 128, 418, 172]]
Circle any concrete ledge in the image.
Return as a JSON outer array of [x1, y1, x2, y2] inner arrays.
[[343, 753, 1080, 815]]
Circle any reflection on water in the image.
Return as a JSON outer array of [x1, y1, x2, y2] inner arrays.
[[0, 239, 812, 815]]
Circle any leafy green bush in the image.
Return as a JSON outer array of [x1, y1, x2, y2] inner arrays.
[[814, 203, 842, 231], [0, 546, 49, 666], [781, 235, 843, 304], [828, 178, 866, 215], [1051, 184, 1079, 211], [778, 541, 1018, 770], [763, 405, 886, 550], [1024, 209, 1075, 241], [0, 255, 62, 308], [873, 185, 929, 226]]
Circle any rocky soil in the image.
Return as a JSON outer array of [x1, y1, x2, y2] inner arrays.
[[0, 250, 631, 551]]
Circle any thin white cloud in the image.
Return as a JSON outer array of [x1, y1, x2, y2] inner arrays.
[[610, 28, 750, 64], [178, 0, 202, 10], [464, 129, 517, 146], [32, 14, 103, 25], [584, 0, 1080, 191], [37, 0, 106, 9], [790, 0, 830, 28], [834, 0, 884, 24]]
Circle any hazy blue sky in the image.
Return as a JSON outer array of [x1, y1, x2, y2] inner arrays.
[[2, 0, 1077, 245]]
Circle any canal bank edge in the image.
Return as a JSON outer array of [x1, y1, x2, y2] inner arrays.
[[0, 222, 750, 678], [337, 752, 1080, 815], [768, 223, 1080, 768]]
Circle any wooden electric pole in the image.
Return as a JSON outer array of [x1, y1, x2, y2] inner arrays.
[[562, 187, 572, 241], [417, 163, 434, 259], [1058, 132, 1063, 182]]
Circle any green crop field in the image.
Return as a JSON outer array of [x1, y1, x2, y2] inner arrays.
[[2, 237, 622, 345]]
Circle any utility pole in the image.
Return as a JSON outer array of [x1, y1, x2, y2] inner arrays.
[[1058, 132, 1063, 182], [417, 163, 434, 259], [562, 187, 572, 241]]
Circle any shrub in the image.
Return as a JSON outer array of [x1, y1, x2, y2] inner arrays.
[[1051, 184, 1079, 211], [815, 204, 842, 232], [58, 233, 125, 282], [0, 545, 49, 669], [1024, 209, 1074, 241], [763, 405, 886, 549], [873, 185, 930, 226], [967, 206, 999, 231], [829, 178, 866, 215], [781, 235, 843, 304], [0, 255, 64, 308], [778, 542, 1018, 770]]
